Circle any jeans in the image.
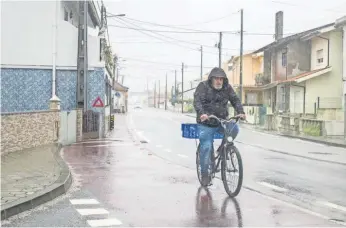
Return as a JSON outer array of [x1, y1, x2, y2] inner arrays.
[[197, 122, 239, 175]]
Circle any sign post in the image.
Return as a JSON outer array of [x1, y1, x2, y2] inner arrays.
[[92, 96, 104, 138]]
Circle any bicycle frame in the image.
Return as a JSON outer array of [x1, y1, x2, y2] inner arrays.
[[196, 115, 242, 178]]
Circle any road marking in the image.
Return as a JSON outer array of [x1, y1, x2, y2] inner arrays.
[[164, 149, 172, 153], [177, 154, 188, 158], [87, 218, 122, 227], [244, 187, 346, 227], [258, 181, 287, 192], [156, 145, 163, 148], [69, 199, 99, 205], [318, 201, 346, 212], [136, 132, 151, 143], [76, 208, 109, 216], [86, 144, 133, 148]]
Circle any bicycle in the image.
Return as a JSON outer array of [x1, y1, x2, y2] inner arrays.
[[181, 115, 244, 197]]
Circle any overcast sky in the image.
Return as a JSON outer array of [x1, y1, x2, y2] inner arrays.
[[103, 0, 346, 92]]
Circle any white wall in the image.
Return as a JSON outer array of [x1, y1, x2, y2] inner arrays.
[[1, 0, 103, 68], [311, 34, 329, 70]]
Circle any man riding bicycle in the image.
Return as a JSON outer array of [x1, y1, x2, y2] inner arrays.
[[193, 67, 246, 186]]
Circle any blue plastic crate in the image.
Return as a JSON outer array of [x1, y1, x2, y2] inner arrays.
[[181, 123, 224, 139]]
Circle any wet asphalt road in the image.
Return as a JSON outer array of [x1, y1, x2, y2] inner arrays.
[[2, 108, 346, 227]]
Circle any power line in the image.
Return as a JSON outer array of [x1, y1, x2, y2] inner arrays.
[[111, 18, 199, 52], [112, 17, 232, 56], [121, 56, 215, 69], [109, 18, 243, 55]]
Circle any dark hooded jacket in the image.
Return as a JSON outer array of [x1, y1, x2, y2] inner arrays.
[[193, 67, 244, 127]]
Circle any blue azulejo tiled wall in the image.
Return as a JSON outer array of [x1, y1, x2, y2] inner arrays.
[[1, 67, 105, 113], [56, 70, 77, 111], [87, 68, 105, 112], [1, 68, 52, 112]]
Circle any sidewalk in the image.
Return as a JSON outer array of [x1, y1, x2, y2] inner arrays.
[[1, 144, 71, 220], [241, 123, 346, 149]]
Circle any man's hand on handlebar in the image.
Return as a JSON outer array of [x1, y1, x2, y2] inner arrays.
[[235, 113, 246, 120], [200, 114, 209, 122]]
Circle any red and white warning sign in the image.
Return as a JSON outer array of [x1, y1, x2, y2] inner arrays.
[[92, 96, 104, 108]]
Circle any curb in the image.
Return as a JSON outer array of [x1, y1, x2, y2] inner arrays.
[[1, 143, 72, 220]]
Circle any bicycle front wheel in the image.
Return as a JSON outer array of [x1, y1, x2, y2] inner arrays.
[[196, 144, 203, 186], [221, 145, 243, 197]]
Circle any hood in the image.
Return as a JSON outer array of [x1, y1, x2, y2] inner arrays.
[[208, 67, 229, 88]]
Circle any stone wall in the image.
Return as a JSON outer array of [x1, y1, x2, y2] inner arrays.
[[1, 110, 60, 155]]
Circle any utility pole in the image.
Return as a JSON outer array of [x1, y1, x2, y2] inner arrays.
[[165, 73, 168, 110], [154, 81, 156, 108], [200, 46, 203, 80], [116, 67, 119, 82], [181, 63, 184, 113], [158, 80, 160, 109], [218, 32, 222, 68], [77, 0, 89, 111], [174, 70, 177, 96], [146, 77, 149, 107], [239, 9, 244, 104]]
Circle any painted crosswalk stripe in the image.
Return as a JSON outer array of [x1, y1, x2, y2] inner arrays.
[[164, 149, 172, 153], [258, 181, 287, 192], [69, 199, 99, 205], [177, 154, 188, 158], [87, 218, 122, 227], [156, 145, 163, 148], [76, 208, 109, 216]]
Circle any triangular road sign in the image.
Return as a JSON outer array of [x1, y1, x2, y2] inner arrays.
[[92, 96, 104, 107]]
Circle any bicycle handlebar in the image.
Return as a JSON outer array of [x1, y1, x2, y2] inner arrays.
[[208, 114, 245, 123]]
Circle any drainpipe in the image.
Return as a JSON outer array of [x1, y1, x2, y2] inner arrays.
[[317, 36, 330, 67], [50, 0, 61, 110]]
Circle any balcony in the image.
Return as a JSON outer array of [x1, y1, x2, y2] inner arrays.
[[255, 73, 270, 86]]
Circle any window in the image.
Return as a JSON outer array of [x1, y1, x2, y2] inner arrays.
[[317, 49, 323, 64], [282, 52, 287, 67]]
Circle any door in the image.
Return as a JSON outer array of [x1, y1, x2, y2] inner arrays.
[[59, 111, 77, 145], [290, 86, 304, 113]]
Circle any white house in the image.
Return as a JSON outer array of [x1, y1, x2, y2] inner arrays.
[[1, 0, 107, 112]]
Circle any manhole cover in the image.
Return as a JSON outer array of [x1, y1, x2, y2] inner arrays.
[[308, 152, 333, 155]]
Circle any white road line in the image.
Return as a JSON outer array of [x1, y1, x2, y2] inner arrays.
[[86, 144, 133, 148], [318, 201, 346, 212], [76, 208, 109, 216], [69, 199, 99, 205], [164, 149, 172, 153], [177, 154, 188, 158], [244, 188, 346, 227], [258, 181, 287, 192], [156, 145, 163, 148], [87, 218, 122, 227], [136, 132, 151, 143]]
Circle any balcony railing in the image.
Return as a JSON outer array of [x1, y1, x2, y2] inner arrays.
[[255, 73, 270, 86]]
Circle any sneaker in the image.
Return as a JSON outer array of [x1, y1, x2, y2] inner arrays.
[[201, 173, 211, 186]]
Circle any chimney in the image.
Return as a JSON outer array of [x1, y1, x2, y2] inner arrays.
[[275, 11, 283, 40]]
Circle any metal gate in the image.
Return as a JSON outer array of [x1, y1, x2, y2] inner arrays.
[[83, 110, 100, 139]]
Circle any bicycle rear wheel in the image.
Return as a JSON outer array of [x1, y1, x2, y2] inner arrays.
[[221, 145, 243, 197]]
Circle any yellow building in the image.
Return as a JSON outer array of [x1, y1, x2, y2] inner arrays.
[[222, 52, 264, 104]]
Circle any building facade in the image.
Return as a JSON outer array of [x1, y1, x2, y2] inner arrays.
[[0, 0, 106, 113]]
